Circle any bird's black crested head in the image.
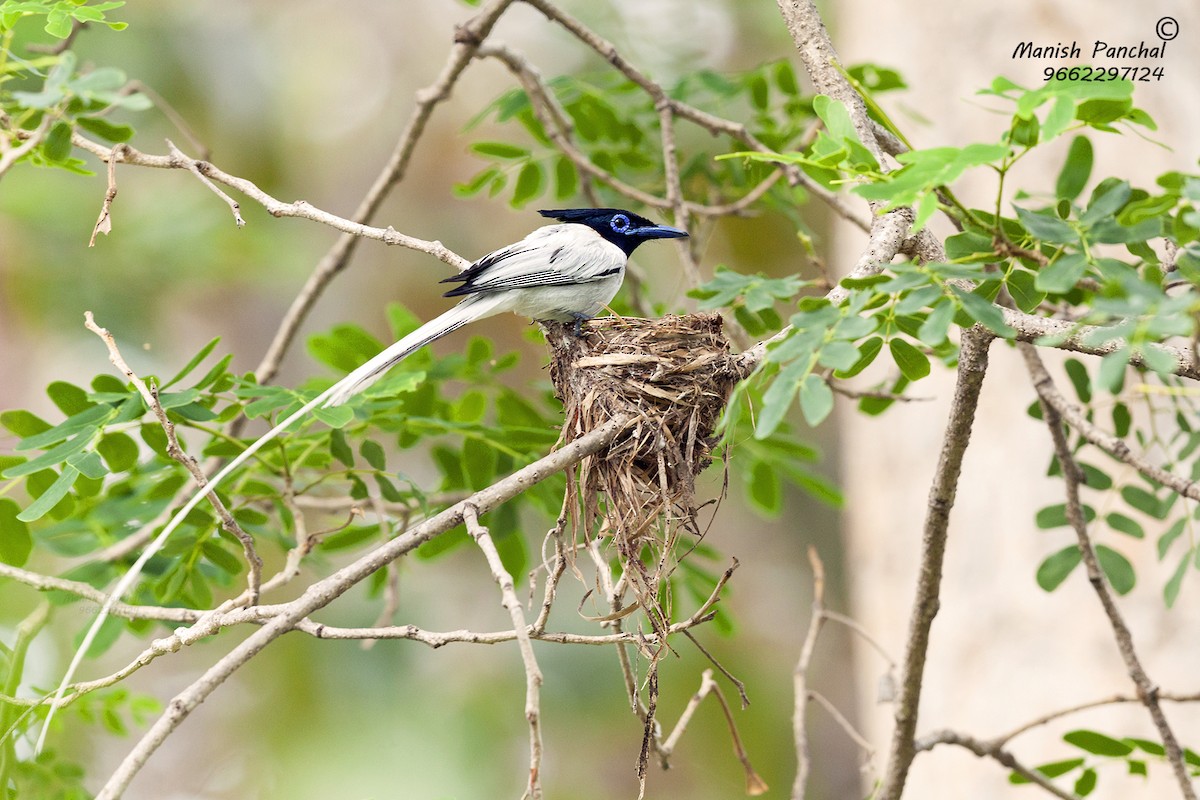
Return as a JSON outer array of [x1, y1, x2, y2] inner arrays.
[[539, 208, 687, 256]]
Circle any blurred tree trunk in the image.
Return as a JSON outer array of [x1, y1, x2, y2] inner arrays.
[[830, 3, 1200, 797]]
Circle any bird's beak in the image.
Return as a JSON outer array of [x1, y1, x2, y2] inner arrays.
[[632, 224, 689, 240]]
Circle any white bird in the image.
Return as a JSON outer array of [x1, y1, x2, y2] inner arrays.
[[39, 208, 688, 748], [323, 207, 688, 405]]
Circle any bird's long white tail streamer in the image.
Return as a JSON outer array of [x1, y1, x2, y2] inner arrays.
[[34, 384, 338, 752], [36, 293, 508, 751]]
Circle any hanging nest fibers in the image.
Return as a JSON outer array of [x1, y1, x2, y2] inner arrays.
[[543, 312, 746, 617]]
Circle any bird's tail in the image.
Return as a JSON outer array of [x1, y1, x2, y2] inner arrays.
[[36, 293, 506, 751], [323, 293, 505, 407]]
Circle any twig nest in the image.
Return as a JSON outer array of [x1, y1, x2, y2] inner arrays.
[[544, 312, 742, 549]]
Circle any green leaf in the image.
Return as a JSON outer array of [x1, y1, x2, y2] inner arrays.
[[1112, 403, 1131, 437], [17, 466, 80, 522], [1081, 180, 1131, 226], [1157, 518, 1186, 560], [1005, 269, 1044, 313], [774, 60, 799, 95], [1077, 463, 1111, 490], [798, 374, 834, 427], [312, 405, 354, 428], [1105, 512, 1143, 539], [454, 167, 499, 198], [68, 451, 107, 480], [0, 499, 33, 567], [1037, 545, 1081, 591], [1036, 253, 1089, 294], [756, 361, 807, 439], [888, 338, 930, 381], [17, 404, 115, 450], [76, 115, 135, 143], [1064, 358, 1091, 403], [47, 381, 91, 414], [1095, 348, 1129, 394], [747, 73, 769, 110], [97, 432, 139, 472], [44, 120, 74, 162], [470, 141, 528, 159], [1126, 738, 1165, 756], [360, 440, 387, 471], [817, 341, 861, 371], [1095, 544, 1135, 594], [1074, 767, 1097, 797], [1036, 758, 1086, 780], [1055, 135, 1093, 201], [553, 155, 577, 200], [1015, 206, 1077, 244], [1, 409, 52, 438], [3, 431, 93, 478], [1064, 729, 1133, 757], [510, 161, 543, 207], [164, 337, 221, 388], [747, 460, 782, 515], [835, 336, 883, 378], [1036, 503, 1095, 528], [329, 428, 354, 468], [1121, 485, 1164, 519], [953, 287, 1014, 337], [1164, 551, 1189, 607]]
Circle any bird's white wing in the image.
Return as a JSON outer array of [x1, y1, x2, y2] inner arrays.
[[441, 224, 625, 296]]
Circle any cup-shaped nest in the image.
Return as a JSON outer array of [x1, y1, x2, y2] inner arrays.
[[544, 312, 744, 551]]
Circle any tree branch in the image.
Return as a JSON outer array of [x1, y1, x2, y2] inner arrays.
[[877, 327, 993, 800], [83, 312, 264, 603], [95, 415, 634, 799], [915, 729, 1081, 800], [250, 0, 518, 383], [464, 503, 544, 800]]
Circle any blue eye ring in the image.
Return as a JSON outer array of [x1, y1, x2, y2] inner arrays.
[[610, 214, 630, 233]]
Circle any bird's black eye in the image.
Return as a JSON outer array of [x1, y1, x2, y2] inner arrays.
[[610, 214, 630, 233]]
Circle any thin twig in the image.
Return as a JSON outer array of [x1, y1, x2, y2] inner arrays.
[[659, 670, 768, 795], [793, 545, 826, 800], [94, 415, 634, 799], [89, 143, 126, 246], [988, 691, 1200, 748], [250, 0, 516, 384], [165, 139, 244, 227], [915, 729, 1081, 800], [82, 313, 263, 602], [809, 689, 876, 760], [465, 504, 544, 799]]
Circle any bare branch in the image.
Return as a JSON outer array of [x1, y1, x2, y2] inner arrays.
[[89, 143, 126, 246], [877, 327, 993, 800], [1006, 309, 1200, 381], [793, 545, 827, 800], [465, 503, 544, 799], [165, 139, 244, 226], [251, 0, 517, 384], [0, 114, 52, 179], [83, 312, 264, 603], [95, 415, 634, 799], [916, 729, 1082, 800], [989, 690, 1200, 748], [659, 670, 768, 796]]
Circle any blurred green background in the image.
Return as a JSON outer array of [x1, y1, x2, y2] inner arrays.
[[0, 2, 854, 798]]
